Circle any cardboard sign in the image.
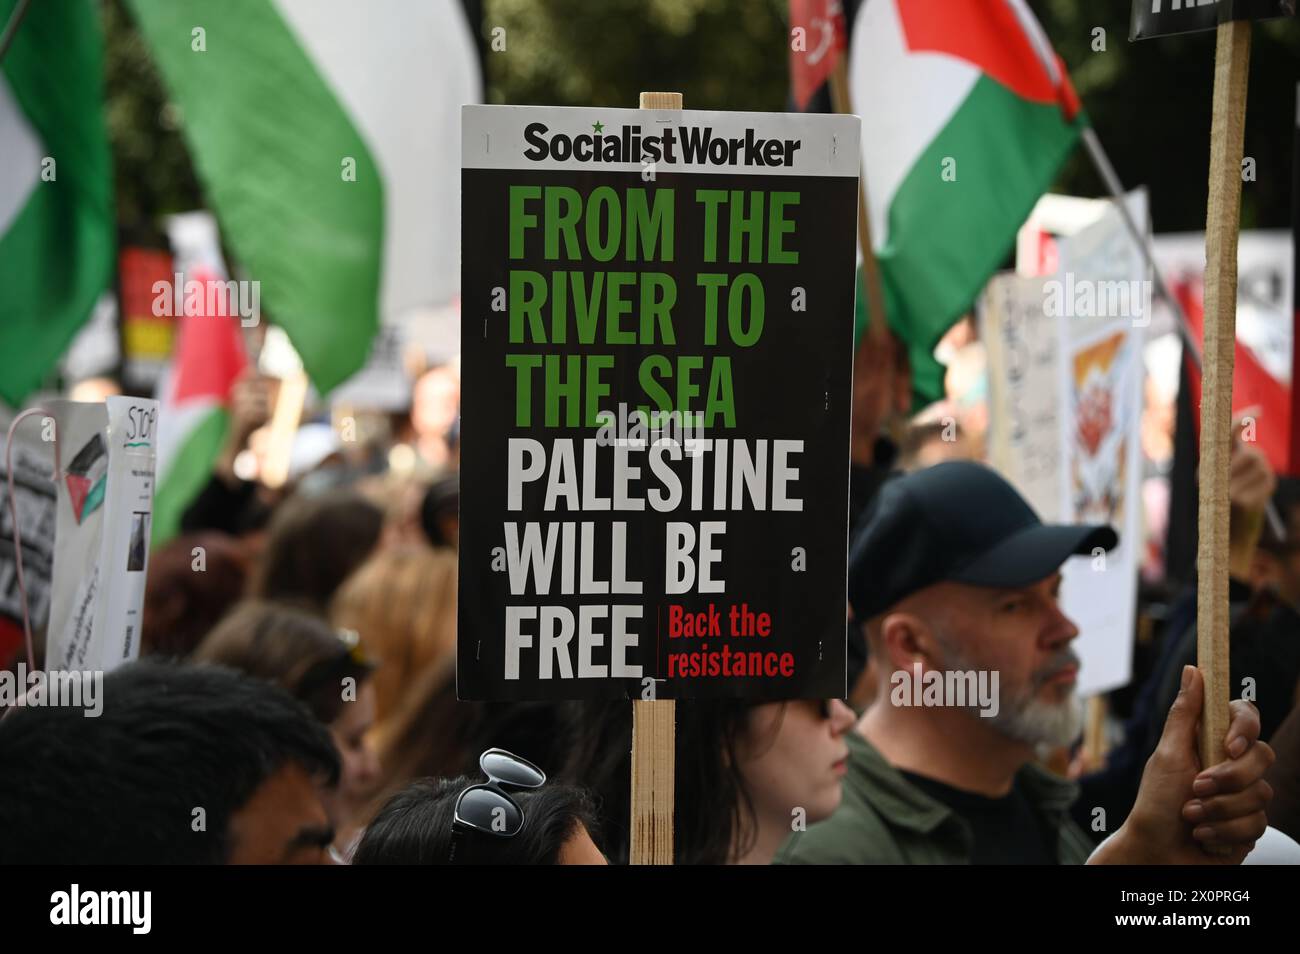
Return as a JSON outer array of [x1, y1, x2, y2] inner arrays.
[[0, 420, 56, 664], [1053, 200, 1148, 698], [458, 104, 860, 701], [982, 273, 1062, 523], [990, 193, 1149, 696], [1131, 0, 1295, 40], [1151, 230, 1294, 473], [45, 397, 159, 673]]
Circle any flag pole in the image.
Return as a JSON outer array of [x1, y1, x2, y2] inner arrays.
[[1082, 124, 1284, 540], [1079, 126, 1203, 372], [827, 60, 888, 340], [0, 0, 31, 63]]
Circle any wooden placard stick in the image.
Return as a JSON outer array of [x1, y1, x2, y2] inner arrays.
[[1196, 20, 1252, 768], [827, 60, 888, 341], [1083, 695, 1108, 772], [629, 89, 680, 867], [259, 369, 308, 489]]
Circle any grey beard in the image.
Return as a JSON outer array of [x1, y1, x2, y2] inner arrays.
[[935, 629, 1085, 749], [988, 690, 1085, 749]]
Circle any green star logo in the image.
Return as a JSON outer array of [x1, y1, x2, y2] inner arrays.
[[592, 121, 605, 134]]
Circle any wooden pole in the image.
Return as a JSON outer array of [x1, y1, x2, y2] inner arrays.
[[630, 89, 680, 866], [1079, 127, 1202, 371], [259, 370, 308, 489], [1196, 20, 1252, 768], [1083, 695, 1108, 772], [827, 60, 888, 340]]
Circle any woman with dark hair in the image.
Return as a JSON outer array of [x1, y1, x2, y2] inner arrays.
[[677, 699, 856, 864], [141, 531, 251, 659], [250, 489, 385, 612], [191, 600, 381, 857], [352, 751, 604, 865], [569, 698, 855, 865], [362, 658, 581, 826]]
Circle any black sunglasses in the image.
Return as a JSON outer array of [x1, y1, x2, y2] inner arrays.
[[448, 748, 546, 862]]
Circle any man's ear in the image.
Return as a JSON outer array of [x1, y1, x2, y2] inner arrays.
[[878, 611, 940, 677]]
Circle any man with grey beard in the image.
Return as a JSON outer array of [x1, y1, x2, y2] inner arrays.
[[778, 461, 1275, 864]]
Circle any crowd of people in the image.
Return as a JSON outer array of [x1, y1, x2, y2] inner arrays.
[[1, 343, 1298, 867]]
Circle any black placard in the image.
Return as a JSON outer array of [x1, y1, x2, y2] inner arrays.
[[458, 105, 860, 701], [1131, 0, 1295, 40]]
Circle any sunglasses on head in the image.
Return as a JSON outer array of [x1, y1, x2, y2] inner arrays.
[[448, 748, 547, 862]]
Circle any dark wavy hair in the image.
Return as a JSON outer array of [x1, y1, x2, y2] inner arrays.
[[352, 775, 599, 865], [141, 531, 250, 659], [191, 600, 374, 725], [563, 699, 783, 865], [675, 699, 785, 865], [251, 489, 384, 611]]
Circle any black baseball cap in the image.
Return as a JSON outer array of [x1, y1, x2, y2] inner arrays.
[[848, 461, 1118, 620]]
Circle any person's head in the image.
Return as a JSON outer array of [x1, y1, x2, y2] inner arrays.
[[675, 698, 856, 864], [850, 461, 1116, 751], [192, 601, 380, 829], [0, 660, 339, 864], [250, 489, 384, 612], [899, 418, 968, 471], [411, 364, 460, 440], [419, 473, 460, 549], [870, 577, 1084, 748], [142, 532, 250, 659], [351, 774, 603, 865], [331, 544, 457, 727], [365, 661, 580, 820], [1254, 477, 1300, 609], [943, 339, 988, 449]]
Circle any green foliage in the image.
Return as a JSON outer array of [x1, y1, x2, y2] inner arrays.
[[483, 0, 790, 111], [101, 0, 200, 235], [1033, 0, 1300, 232], [101, 0, 1300, 236]]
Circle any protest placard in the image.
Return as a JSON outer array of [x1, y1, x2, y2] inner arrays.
[[1053, 197, 1149, 698], [1153, 230, 1295, 473], [986, 194, 1148, 698], [458, 103, 860, 702], [1128, 1, 1288, 761], [982, 273, 1062, 524], [45, 397, 158, 673], [0, 419, 55, 665], [1130, 0, 1294, 40]]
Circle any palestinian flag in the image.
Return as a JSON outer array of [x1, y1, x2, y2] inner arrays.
[[789, 0, 848, 110], [64, 433, 107, 524], [128, 0, 481, 393], [152, 271, 248, 544], [847, 0, 1084, 401], [0, 0, 113, 406]]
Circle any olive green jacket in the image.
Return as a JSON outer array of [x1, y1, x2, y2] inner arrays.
[[774, 729, 1095, 865]]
